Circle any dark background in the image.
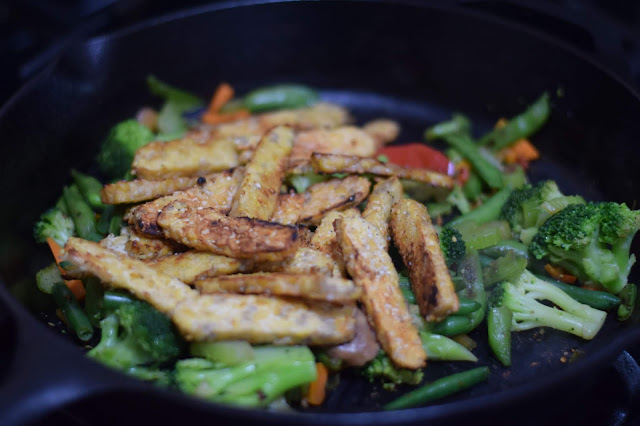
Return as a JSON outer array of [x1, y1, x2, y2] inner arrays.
[[1, 1, 640, 425]]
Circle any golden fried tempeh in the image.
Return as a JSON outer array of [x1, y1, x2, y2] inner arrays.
[[252, 247, 337, 277], [100, 227, 185, 260], [299, 176, 370, 225], [172, 293, 356, 345], [289, 126, 378, 167], [157, 200, 300, 262], [335, 216, 426, 369], [310, 209, 360, 276], [230, 126, 294, 220], [196, 272, 361, 304], [147, 251, 245, 284], [129, 169, 242, 236], [270, 192, 304, 225], [390, 199, 459, 322], [62, 237, 196, 314], [101, 175, 216, 204], [362, 119, 400, 146], [362, 177, 403, 249], [132, 137, 238, 180], [311, 153, 454, 189]]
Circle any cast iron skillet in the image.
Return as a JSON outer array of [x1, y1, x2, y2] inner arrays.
[[1, 1, 640, 424]]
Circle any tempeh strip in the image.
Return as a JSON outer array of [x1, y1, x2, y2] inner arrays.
[[172, 293, 356, 345], [101, 175, 214, 205], [335, 216, 426, 369], [310, 209, 361, 276], [289, 126, 378, 168], [129, 169, 243, 236], [270, 192, 304, 225], [132, 137, 238, 180], [311, 153, 454, 189], [299, 176, 370, 225], [230, 126, 294, 220], [196, 272, 360, 304], [390, 199, 459, 322], [157, 200, 300, 262], [254, 247, 336, 277], [62, 237, 196, 314], [362, 177, 403, 249], [147, 251, 245, 284]]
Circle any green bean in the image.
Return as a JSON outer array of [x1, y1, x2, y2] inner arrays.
[[480, 240, 530, 261], [479, 92, 550, 150], [456, 250, 487, 333], [52, 282, 94, 341], [420, 331, 477, 362], [84, 277, 104, 327], [384, 367, 490, 410], [103, 290, 137, 311], [503, 165, 527, 189], [478, 253, 495, 269], [109, 210, 124, 235], [71, 169, 105, 211], [425, 202, 453, 218], [63, 185, 101, 242], [243, 84, 319, 113], [400, 285, 416, 304], [96, 204, 114, 235], [447, 186, 513, 227], [534, 274, 621, 311], [617, 284, 636, 321], [483, 252, 527, 287], [455, 220, 512, 251], [424, 114, 471, 141], [443, 134, 503, 189], [430, 315, 472, 336], [463, 172, 483, 201], [457, 297, 482, 315], [487, 304, 512, 367]]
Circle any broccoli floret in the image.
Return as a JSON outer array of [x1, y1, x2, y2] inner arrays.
[[97, 120, 155, 179], [500, 180, 584, 245], [33, 207, 75, 246], [362, 351, 423, 391], [493, 269, 607, 339], [439, 225, 466, 267], [530, 202, 640, 294], [88, 300, 183, 370], [175, 346, 316, 407]]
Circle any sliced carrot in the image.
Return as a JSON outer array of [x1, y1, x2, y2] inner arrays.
[[498, 139, 539, 168], [207, 82, 235, 114], [544, 263, 577, 284], [46, 238, 86, 301], [306, 362, 328, 406], [495, 117, 508, 130], [455, 160, 471, 185], [202, 109, 250, 125]]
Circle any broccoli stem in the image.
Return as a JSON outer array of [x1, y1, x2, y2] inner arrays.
[[482, 251, 527, 287], [52, 282, 94, 341], [383, 367, 490, 410], [443, 134, 503, 189], [617, 284, 636, 321], [480, 240, 530, 262], [487, 303, 512, 367], [63, 185, 102, 242], [448, 186, 513, 227], [420, 331, 477, 362], [190, 341, 255, 365], [533, 274, 620, 311], [71, 169, 105, 211]]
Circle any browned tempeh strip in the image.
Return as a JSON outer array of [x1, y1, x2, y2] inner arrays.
[[157, 199, 300, 262], [362, 176, 404, 249], [390, 199, 459, 322], [129, 169, 243, 236], [147, 251, 245, 284], [310, 209, 361, 277], [100, 227, 186, 261], [196, 272, 361, 304], [335, 216, 426, 369], [62, 237, 196, 314], [270, 192, 304, 225], [229, 126, 295, 220], [132, 137, 238, 180], [311, 153, 454, 189], [289, 126, 378, 168], [362, 119, 400, 147], [101, 175, 217, 204], [299, 176, 371, 225], [172, 293, 356, 345]]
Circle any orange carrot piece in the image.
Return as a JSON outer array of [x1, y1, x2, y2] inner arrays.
[[455, 160, 471, 185], [544, 263, 577, 284], [46, 237, 86, 301], [498, 139, 539, 168], [207, 82, 235, 114], [202, 109, 250, 125], [306, 362, 328, 406]]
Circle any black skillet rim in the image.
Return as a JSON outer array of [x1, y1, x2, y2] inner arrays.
[[2, 0, 640, 423]]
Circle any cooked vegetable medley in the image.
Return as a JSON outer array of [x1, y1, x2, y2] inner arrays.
[[33, 78, 639, 410]]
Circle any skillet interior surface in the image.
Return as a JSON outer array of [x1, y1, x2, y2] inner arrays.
[[1, 0, 640, 424]]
